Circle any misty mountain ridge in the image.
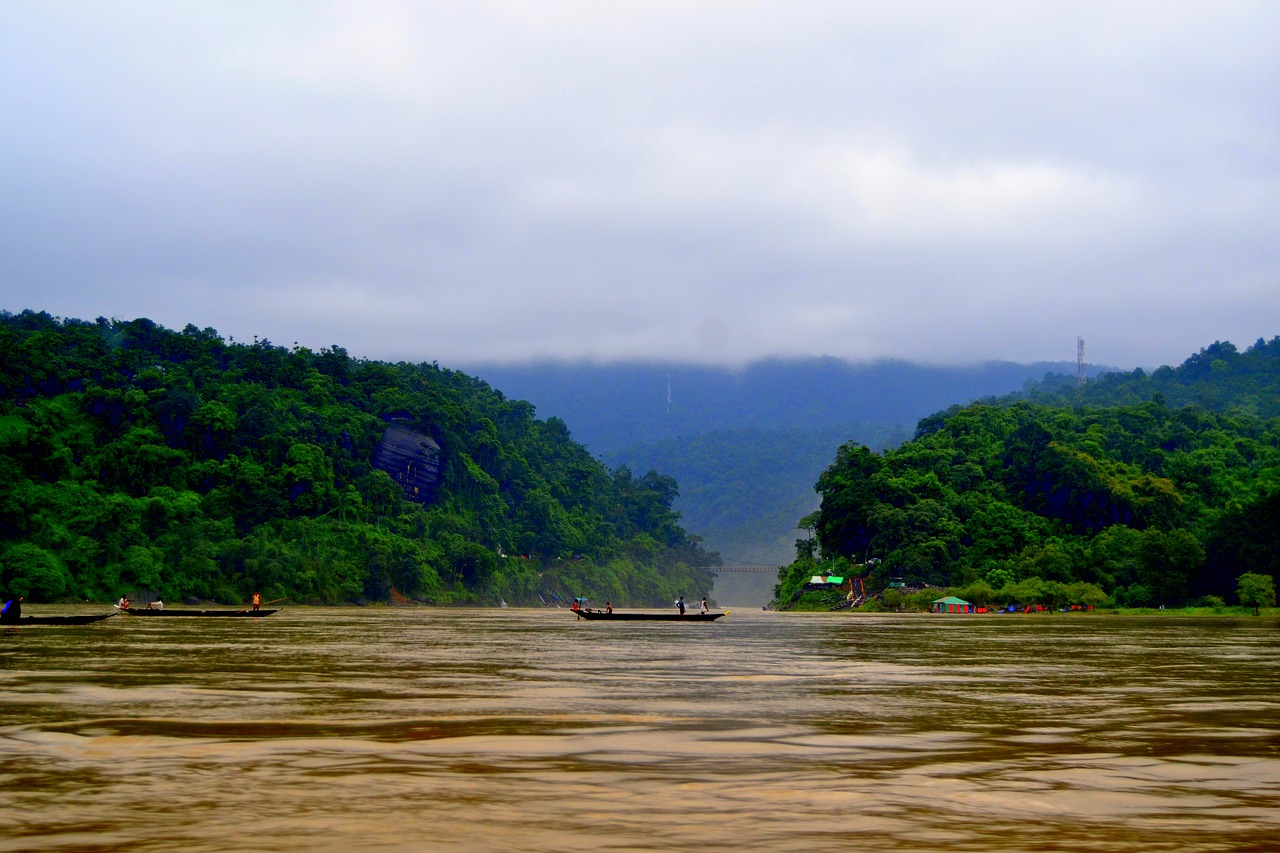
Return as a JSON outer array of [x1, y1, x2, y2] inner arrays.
[[465, 356, 1113, 454], [467, 356, 1114, 569]]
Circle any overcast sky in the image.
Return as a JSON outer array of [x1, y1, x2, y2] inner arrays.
[[2, 2, 1276, 369]]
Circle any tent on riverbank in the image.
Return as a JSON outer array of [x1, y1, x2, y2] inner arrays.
[[932, 596, 973, 614], [805, 575, 845, 590]]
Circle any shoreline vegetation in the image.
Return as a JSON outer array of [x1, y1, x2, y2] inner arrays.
[[4, 311, 1278, 620], [791, 603, 1278, 618], [18, 600, 1277, 620]]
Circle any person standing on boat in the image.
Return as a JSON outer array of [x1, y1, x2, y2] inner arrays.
[[605, 601, 613, 614], [0, 595, 21, 623], [675, 596, 686, 615], [700, 597, 709, 615], [252, 591, 261, 612]]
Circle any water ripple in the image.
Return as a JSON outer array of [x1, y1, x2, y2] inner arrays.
[[1, 609, 1277, 851]]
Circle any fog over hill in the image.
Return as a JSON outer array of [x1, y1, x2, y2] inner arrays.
[[465, 357, 1110, 454], [467, 357, 1115, 588]]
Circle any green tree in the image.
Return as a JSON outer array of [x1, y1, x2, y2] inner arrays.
[[814, 443, 885, 560], [1067, 581, 1108, 609], [1010, 576, 1048, 608], [1136, 528, 1202, 606], [956, 580, 996, 607], [1236, 572, 1276, 615], [1, 542, 73, 601]]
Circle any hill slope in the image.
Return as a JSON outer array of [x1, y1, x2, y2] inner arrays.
[[1017, 338, 1280, 417], [777, 335, 1280, 609], [0, 311, 716, 606]]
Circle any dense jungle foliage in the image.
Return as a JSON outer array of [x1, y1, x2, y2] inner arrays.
[[0, 311, 717, 606], [777, 337, 1280, 610]]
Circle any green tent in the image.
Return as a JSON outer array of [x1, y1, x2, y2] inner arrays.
[[932, 595, 972, 614]]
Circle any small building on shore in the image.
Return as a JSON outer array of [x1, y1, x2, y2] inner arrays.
[[932, 595, 973, 614]]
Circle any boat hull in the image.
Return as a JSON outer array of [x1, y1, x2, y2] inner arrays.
[[574, 610, 724, 622], [3, 613, 116, 626], [121, 608, 280, 618]]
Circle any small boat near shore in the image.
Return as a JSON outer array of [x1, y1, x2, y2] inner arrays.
[[120, 608, 280, 618], [2, 613, 117, 626], [574, 609, 726, 622]]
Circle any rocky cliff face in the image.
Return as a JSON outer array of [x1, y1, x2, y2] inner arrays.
[[372, 421, 442, 502]]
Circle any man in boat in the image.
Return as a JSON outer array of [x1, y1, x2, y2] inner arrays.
[[252, 591, 261, 612], [700, 597, 709, 615], [147, 599, 164, 610], [116, 596, 131, 611], [605, 601, 613, 614], [675, 596, 686, 615], [0, 595, 21, 623]]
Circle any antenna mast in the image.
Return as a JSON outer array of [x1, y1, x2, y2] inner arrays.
[[1076, 337, 1086, 385]]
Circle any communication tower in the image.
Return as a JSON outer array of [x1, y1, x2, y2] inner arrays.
[[1077, 337, 1086, 386]]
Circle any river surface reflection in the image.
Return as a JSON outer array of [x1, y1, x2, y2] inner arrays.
[[2, 608, 1277, 851]]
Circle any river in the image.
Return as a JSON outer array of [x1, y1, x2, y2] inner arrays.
[[2, 607, 1277, 851]]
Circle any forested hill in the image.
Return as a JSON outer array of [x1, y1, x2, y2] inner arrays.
[[777, 335, 1280, 610], [0, 311, 717, 606]]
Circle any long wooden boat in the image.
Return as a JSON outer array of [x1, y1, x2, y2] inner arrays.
[[574, 609, 725, 622], [120, 608, 280, 618], [2, 613, 117, 626]]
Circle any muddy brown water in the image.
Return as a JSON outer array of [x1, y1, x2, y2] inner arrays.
[[2, 608, 1277, 851]]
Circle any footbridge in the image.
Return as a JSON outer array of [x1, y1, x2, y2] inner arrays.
[[694, 563, 781, 573]]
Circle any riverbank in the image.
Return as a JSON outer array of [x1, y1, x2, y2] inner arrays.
[[831, 604, 1278, 617]]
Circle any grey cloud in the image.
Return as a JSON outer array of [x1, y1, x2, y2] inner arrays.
[[2, 1, 1277, 370]]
